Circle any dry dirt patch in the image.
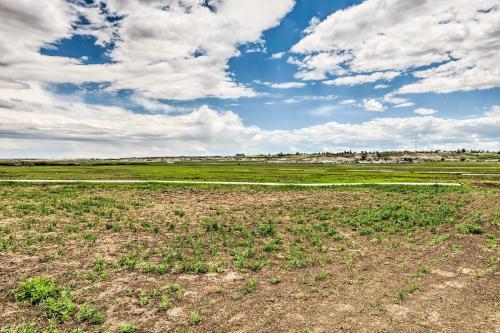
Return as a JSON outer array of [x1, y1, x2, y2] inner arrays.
[[0, 185, 498, 332]]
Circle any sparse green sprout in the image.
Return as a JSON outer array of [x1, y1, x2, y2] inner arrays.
[[76, 304, 105, 325], [418, 266, 429, 275], [150, 289, 162, 298], [270, 276, 281, 284], [427, 233, 450, 245], [286, 246, 316, 269], [155, 263, 168, 274], [159, 295, 171, 310], [166, 283, 183, 299], [456, 223, 483, 234], [244, 277, 257, 294], [193, 260, 209, 274], [259, 222, 276, 237], [314, 271, 331, 282], [142, 262, 154, 273], [138, 291, 149, 306], [472, 213, 483, 224], [88, 259, 109, 281], [174, 209, 185, 217], [190, 310, 201, 325], [484, 233, 497, 249], [167, 283, 180, 293], [263, 239, 281, 252], [119, 323, 137, 333], [83, 232, 97, 243], [201, 219, 220, 232], [396, 283, 422, 304]]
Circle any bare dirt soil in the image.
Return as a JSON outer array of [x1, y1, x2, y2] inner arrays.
[[0, 185, 498, 332]]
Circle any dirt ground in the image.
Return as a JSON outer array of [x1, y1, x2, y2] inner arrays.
[[0, 185, 498, 332]]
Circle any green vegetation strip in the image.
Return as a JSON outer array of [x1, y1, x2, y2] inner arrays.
[[0, 179, 462, 186]]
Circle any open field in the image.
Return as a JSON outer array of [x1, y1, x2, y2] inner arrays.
[[0, 163, 499, 332], [0, 161, 500, 185]]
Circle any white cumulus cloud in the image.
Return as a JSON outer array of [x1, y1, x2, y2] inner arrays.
[[270, 52, 285, 59], [414, 108, 437, 115], [0, 0, 295, 101], [259, 81, 306, 89], [363, 99, 385, 112], [1, 93, 499, 158], [290, 0, 500, 94], [323, 71, 400, 86]]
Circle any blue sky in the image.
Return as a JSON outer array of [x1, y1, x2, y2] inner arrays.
[[0, 0, 499, 157]]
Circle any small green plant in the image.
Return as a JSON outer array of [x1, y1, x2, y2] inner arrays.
[[174, 209, 185, 217], [155, 263, 169, 274], [76, 304, 105, 325], [417, 266, 429, 275], [138, 291, 149, 306], [244, 277, 257, 294], [87, 259, 109, 281], [314, 271, 331, 282], [42, 289, 76, 322], [263, 239, 281, 252], [484, 233, 497, 249], [150, 289, 162, 298], [159, 295, 171, 310], [14, 277, 77, 322], [141, 262, 154, 273], [427, 233, 450, 245], [201, 219, 220, 232], [83, 232, 97, 243], [286, 246, 316, 269], [456, 223, 483, 235], [167, 283, 180, 293], [119, 323, 137, 333], [190, 310, 201, 325], [259, 222, 276, 237], [14, 277, 57, 304], [396, 282, 422, 303], [270, 276, 281, 284]]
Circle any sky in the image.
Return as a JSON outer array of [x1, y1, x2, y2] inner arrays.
[[0, 0, 499, 158]]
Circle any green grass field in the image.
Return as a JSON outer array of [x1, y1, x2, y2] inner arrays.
[[0, 161, 499, 184], [0, 163, 498, 332]]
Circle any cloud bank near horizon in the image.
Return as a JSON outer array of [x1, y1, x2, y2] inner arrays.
[[1, 84, 499, 158]]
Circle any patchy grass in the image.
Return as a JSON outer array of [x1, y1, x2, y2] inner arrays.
[[396, 283, 423, 304], [0, 183, 498, 332]]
